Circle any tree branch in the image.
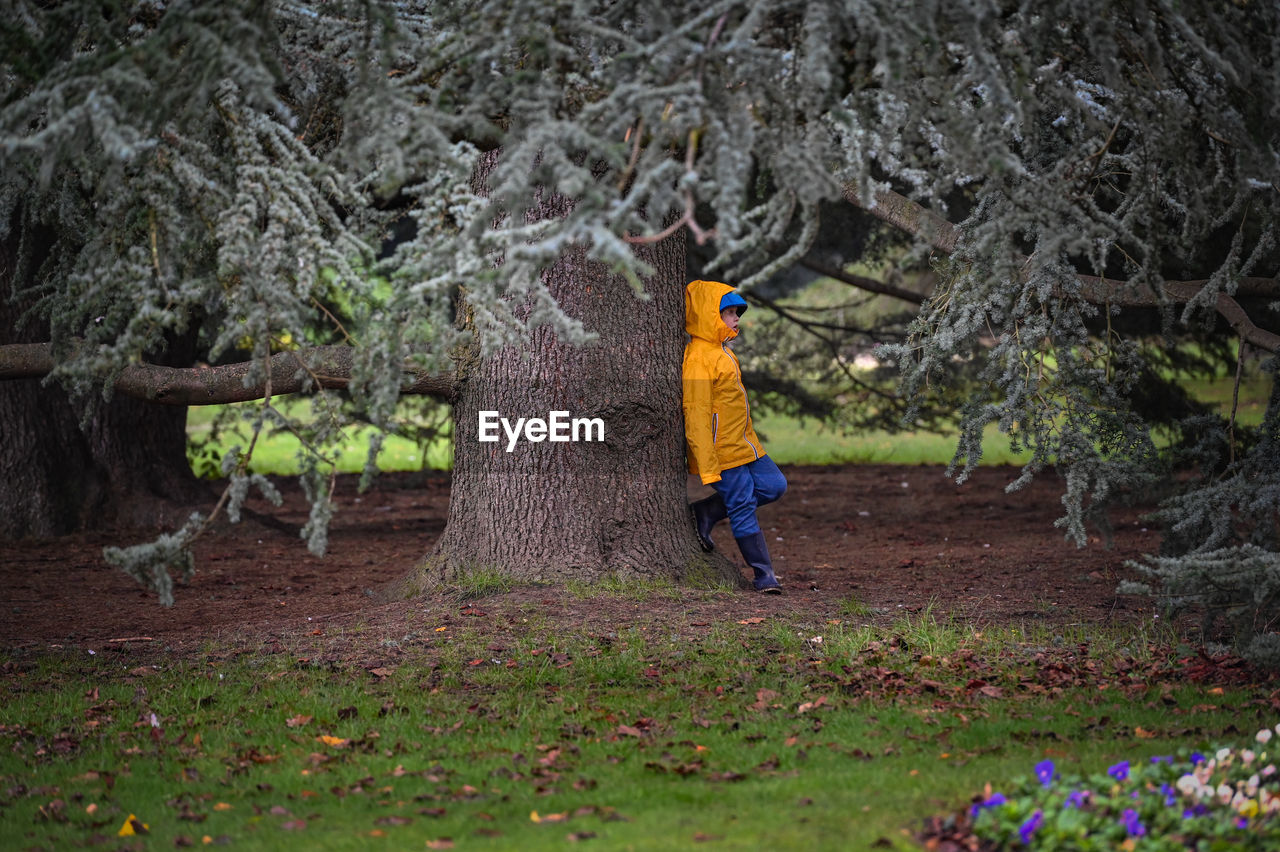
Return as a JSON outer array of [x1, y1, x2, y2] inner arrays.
[[842, 184, 960, 256], [842, 182, 1280, 353], [0, 343, 459, 404], [798, 258, 927, 305]]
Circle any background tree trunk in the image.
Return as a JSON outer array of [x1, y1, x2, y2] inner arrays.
[[396, 187, 743, 591], [0, 221, 207, 539]]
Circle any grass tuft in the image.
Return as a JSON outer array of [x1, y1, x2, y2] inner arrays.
[[449, 565, 517, 602], [838, 592, 872, 619], [566, 573, 685, 602]]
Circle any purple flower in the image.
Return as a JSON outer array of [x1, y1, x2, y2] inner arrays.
[[1121, 808, 1146, 836], [1108, 760, 1131, 781], [1237, 817, 1250, 830], [1160, 783, 1177, 806], [1035, 759, 1056, 788], [1190, 752, 1205, 765], [1151, 755, 1174, 764], [1019, 809, 1043, 845], [1183, 804, 1210, 819], [970, 793, 1006, 819], [1065, 790, 1089, 809]]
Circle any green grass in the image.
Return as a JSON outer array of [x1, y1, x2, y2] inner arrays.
[[758, 373, 1271, 468], [450, 566, 519, 602], [755, 412, 1034, 466], [185, 399, 453, 477], [565, 574, 689, 602], [2, 614, 1269, 851]]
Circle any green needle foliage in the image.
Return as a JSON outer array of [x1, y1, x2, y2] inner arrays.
[[3, 1, 1279, 656]]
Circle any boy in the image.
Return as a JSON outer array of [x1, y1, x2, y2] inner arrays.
[[682, 279, 786, 594]]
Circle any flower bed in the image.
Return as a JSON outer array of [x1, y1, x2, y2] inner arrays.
[[929, 726, 1280, 849]]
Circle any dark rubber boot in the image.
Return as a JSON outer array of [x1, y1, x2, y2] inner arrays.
[[689, 494, 727, 552], [736, 531, 782, 594]]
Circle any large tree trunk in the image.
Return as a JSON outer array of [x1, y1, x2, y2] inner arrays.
[[0, 222, 207, 539], [396, 192, 742, 591]]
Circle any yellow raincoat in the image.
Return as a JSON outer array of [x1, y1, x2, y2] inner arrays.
[[682, 279, 765, 485]]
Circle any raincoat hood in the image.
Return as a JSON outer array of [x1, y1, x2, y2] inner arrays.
[[685, 279, 740, 344]]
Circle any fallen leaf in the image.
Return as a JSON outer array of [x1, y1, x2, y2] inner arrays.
[[531, 810, 569, 823], [285, 715, 312, 728], [1134, 726, 1158, 739], [117, 814, 149, 836], [375, 815, 412, 826], [737, 617, 766, 625], [281, 819, 307, 830], [426, 840, 454, 850], [212, 802, 233, 812], [316, 735, 349, 747], [568, 831, 597, 842], [750, 688, 779, 711], [616, 725, 643, 738], [368, 667, 395, 678]]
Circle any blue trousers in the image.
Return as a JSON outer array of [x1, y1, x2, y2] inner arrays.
[[712, 455, 787, 537]]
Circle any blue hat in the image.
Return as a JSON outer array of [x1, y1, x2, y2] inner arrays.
[[719, 292, 748, 315]]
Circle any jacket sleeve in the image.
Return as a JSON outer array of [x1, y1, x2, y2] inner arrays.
[[683, 358, 721, 485]]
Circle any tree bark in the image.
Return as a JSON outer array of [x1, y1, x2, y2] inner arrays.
[[393, 182, 742, 592], [0, 223, 208, 539]]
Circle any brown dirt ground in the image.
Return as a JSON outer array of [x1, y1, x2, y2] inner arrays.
[[0, 464, 1167, 660]]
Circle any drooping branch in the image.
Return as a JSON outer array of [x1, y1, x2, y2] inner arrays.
[[0, 343, 459, 404], [842, 185, 960, 256], [842, 183, 1280, 353], [798, 258, 927, 305], [741, 291, 906, 410]]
